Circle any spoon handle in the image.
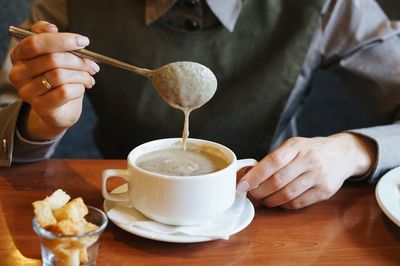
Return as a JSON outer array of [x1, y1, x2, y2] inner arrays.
[[8, 26, 152, 77]]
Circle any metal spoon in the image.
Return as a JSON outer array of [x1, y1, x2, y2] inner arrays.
[[8, 26, 217, 110]]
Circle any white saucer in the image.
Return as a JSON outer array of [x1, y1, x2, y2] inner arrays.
[[375, 166, 400, 227], [103, 184, 255, 243]]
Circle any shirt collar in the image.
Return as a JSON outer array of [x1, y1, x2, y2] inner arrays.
[[145, 0, 242, 32]]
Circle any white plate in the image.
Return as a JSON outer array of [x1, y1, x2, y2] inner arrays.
[[375, 166, 400, 227], [103, 184, 255, 243]]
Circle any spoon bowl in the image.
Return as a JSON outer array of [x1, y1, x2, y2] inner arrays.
[[150, 62, 217, 110]]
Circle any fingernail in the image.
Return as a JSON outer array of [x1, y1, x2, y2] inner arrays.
[[91, 61, 100, 73], [76, 35, 90, 47], [91, 76, 96, 86], [237, 180, 250, 192], [45, 24, 57, 32]]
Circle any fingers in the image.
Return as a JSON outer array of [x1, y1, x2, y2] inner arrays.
[[8, 20, 98, 94], [11, 32, 89, 62], [237, 138, 302, 192], [32, 84, 86, 110], [31, 20, 58, 33], [249, 154, 308, 201], [44, 69, 95, 89], [261, 172, 314, 207], [45, 84, 86, 108], [281, 187, 330, 210], [9, 53, 99, 86], [19, 69, 95, 100], [236, 166, 253, 182]]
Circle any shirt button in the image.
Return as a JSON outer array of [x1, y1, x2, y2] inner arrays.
[[183, 0, 200, 8], [184, 19, 200, 31], [2, 139, 7, 155]]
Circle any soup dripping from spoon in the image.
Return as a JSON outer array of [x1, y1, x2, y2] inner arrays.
[[125, 60, 217, 149], [148, 62, 217, 150], [118, 61, 217, 149], [99, 59, 218, 150]]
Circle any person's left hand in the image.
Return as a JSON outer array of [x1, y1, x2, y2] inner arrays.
[[236, 133, 376, 209]]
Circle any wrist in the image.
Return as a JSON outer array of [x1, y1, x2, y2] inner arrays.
[[17, 105, 67, 141], [332, 132, 377, 177]]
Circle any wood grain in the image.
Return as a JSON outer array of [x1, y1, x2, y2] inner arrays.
[[0, 160, 399, 265]]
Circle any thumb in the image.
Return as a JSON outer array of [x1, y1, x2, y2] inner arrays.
[[31, 20, 58, 34]]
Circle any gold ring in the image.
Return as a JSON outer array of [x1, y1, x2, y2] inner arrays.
[[41, 76, 53, 90]]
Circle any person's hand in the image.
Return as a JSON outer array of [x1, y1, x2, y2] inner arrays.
[[8, 21, 100, 141], [237, 133, 376, 209]]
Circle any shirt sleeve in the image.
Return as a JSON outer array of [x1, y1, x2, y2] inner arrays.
[[0, 99, 62, 166], [321, 0, 400, 183], [0, 100, 22, 167], [0, 0, 68, 167]]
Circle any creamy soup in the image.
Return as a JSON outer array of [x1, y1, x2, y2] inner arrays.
[[136, 147, 228, 176]]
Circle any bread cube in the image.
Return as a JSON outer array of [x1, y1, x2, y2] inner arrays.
[[53, 197, 88, 222], [46, 219, 85, 235], [84, 221, 99, 233], [33, 200, 57, 227], [45, 189, 71, 210]]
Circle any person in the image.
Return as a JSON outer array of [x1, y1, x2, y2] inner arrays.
[[1, 0, 399, 209]]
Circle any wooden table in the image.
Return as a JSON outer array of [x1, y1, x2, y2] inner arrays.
[[0, 160, 399, 265]]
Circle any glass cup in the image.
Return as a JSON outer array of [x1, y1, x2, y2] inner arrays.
[[33, 206, 108, 266]]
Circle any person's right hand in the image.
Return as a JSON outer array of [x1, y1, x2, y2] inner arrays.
[[8, 21, 100, 141]]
